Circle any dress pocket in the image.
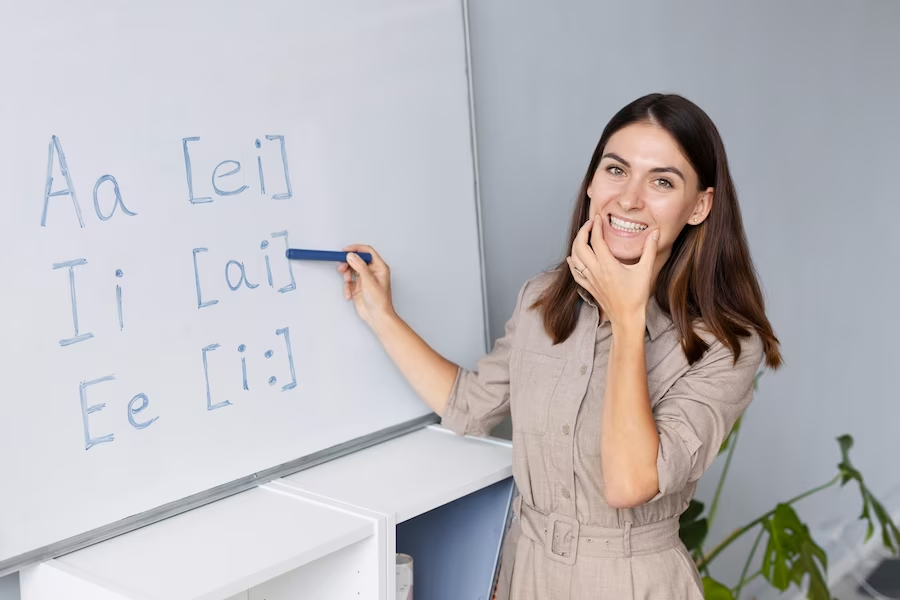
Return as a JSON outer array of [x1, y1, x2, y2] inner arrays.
[[509, 349, 566, 435]]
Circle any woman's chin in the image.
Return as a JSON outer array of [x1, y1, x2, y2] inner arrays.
[[606, 242, 642, 265], [614, 255, 640, 265]]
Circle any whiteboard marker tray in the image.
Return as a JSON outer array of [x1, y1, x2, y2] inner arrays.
[[272, 424, 514, 522], [39, 486, 375, 600]]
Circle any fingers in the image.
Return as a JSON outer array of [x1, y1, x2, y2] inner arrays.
[[572, 217, 593, 252], [337, 260, 354, 300], [566, 256, 587, 280], [343, 243, 388, 271], [339, 245, 374, 301], [571, 218, 597, 268], [346, 252, 378, 293], [637, 229, 660, 270], [587, 214, 614, 262], [341, 264, 353, 283], [340, 244, 392, 305]]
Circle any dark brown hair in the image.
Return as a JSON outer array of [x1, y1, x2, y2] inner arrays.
[[532, 93, 782, 369]]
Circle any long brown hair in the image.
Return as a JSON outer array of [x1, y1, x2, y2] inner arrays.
[[531, 93, 782, 369]]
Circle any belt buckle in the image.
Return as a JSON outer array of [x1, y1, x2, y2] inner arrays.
[[545, 512, 579, 566]]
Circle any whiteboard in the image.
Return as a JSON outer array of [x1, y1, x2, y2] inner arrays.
[[0, 0, 485, 567]]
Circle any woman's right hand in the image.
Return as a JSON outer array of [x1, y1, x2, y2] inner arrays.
[[338, 244, 396, 329]]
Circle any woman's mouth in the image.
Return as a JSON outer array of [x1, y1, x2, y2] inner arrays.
[[608, 214, 648, 235]]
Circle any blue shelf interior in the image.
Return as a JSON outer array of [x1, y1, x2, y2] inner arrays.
[[396, 477, 515, 600]]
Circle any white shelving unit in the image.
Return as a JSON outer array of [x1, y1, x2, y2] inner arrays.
[[19, 425, 514, 600]]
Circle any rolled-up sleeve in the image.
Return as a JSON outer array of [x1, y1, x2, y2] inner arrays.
[[440, 278, 530, 437], [651, 331, 764, 500]]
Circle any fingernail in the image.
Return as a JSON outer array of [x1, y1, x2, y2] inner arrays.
[[652, 230, 660, 240], [346, 252, 357, 263]]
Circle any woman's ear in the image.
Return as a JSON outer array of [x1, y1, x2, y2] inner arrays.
[[690, 187, 714, 225]]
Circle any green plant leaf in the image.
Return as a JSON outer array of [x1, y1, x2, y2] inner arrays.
[[761, 504, 831, 598], [789, 532, 830, 599], [871, 496, 900, 553], [702, 576, 735, 600], [835, 435, 900, 554], [837, 434, 861, 485], [681, 517, 708, 552], [679, 500, 708, 552], [682, 499, 705, 523], [761, 514, 791, 590]]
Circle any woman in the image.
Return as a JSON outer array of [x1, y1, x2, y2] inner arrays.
[[337, 93, 782, 599]]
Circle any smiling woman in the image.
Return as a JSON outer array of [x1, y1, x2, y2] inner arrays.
[[337, 93, 783, 599], [544, 94, 781, 366]]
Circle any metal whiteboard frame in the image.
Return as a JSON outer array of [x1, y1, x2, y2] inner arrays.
[[460, 0, 492, 353], [0, 0, 489, 580]]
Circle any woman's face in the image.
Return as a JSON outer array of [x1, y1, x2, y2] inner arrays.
[[587, 122, 713, 266]]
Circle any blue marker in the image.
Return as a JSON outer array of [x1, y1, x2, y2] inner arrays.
[[285, 249, 372, 264]]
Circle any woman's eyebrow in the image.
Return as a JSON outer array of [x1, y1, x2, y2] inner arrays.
[[601, 152, 684, 181], [649, 166, 685, 181]]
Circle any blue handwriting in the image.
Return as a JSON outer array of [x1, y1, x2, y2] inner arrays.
[[182, 135, 292, 204], [190, 230, 295, 309], [201, 326, 297, 405], [42, 136, 137, 227], [79, 376, 158, 451], [53, 259, 93, 346], [116, 269, 124, 331], [93, 174, 137, 221]]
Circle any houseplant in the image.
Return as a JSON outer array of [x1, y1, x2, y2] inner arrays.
[[680, 373, 900, 599]]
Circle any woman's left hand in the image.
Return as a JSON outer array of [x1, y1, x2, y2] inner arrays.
[[566, 214, 659, 327]]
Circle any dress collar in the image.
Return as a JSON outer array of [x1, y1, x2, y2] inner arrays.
[[576, 286, 672, 341]]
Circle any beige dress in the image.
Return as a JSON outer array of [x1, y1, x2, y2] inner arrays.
[[441, 272, 763, 599]]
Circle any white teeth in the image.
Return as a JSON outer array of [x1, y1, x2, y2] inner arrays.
[[610, 216, 648, 232]]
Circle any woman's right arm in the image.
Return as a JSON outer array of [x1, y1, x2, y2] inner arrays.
[[366, 312, 460, 417], [339, 245, 459, 417]]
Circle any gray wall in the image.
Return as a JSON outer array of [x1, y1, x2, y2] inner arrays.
[[468, 0, 900, 594]]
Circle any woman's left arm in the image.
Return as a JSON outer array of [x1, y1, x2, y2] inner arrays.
[[602, 328, 764, 508], [568, 215, 663, 508], [601, 316, 661, 508]]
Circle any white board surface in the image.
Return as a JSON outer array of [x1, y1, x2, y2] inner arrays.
[[0, 0, 485, 566]]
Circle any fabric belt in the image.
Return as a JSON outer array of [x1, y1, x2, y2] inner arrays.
[[514, 496, 682, 565]]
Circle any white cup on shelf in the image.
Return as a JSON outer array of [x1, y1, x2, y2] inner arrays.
[[396, 553, 413, 600]]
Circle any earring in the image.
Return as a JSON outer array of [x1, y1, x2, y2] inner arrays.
[[693, 217, 699, 223]]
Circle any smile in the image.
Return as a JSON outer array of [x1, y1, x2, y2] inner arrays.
[[609, 215, 648, 233]]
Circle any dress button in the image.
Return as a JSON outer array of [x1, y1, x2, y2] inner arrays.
[[580, 364, 587, 375], [562, 425, 570, 435], [561, 488, 570, 499]]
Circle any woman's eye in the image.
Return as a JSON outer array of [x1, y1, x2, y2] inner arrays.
[[653, 178, 673, 188], [607, 165, 624, 176]]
